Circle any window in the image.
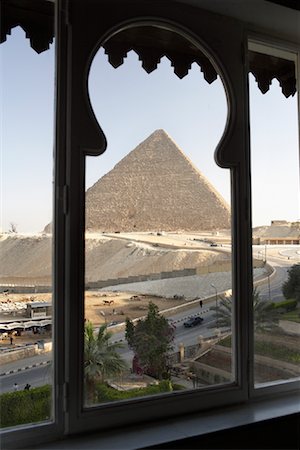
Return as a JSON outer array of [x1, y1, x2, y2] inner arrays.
[[1, 1, 299, 448], [0, 25, 55, 429], [84, 24, 234, 408], [248, 42, 300, 390], [65, 3, 254, 435]]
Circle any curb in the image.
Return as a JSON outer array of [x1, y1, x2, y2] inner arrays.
[[0, 360, 51, 377]]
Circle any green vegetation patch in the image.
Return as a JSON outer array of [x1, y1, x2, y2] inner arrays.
[[0, 385, 51, 429], [96, 380, 175, 402], [281, 308, 300, 324], [254, 341, 300, 364], [218, 335, 232, 347], [218, 334, 300, 364], [271, 299, 298, 312]]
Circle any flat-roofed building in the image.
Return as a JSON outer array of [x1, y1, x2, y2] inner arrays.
[[26, 301, 52, 319], [253, 221, 300, 245]]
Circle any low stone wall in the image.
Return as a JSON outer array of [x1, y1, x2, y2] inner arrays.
[[0, 285, 51, 294], [0, 344, 38, 364], [190, 360, 231, 384], [253, 262, 275, 287], [279, 320, 300, 336], [0, 341, 52, 365], [254, 352, 300, 377], [195, 258, 263, 275], [43, 341, 53, 352], [196, 261, 231, 275], [214, 344, 300, 378]]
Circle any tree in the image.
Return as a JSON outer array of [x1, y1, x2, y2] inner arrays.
[[84, 321, 127, 403], [8, 222, 17, 233], [125, 302, 174, 379], [209, 288, 279, 331], [252, 288, 280, 331], [282, 264, 300, 302], [125, 317, 135, 348]]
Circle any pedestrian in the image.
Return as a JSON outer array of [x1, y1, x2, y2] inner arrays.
[[199, 300, 203, 308], [10, 336, 13, 345], [24, 383, 31, 390], [13, 382, 18, 391]]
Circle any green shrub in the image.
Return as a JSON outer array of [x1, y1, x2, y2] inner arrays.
[[0, 385, 51, 428], [271, 299, 297, 312], [157, 379, 172, 392], [281, 308, 300, 323], [219, 335, 232, 347], [172, 383, 186, 391]]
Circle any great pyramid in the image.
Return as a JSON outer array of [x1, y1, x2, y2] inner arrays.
[[86, 129, 230, 232]]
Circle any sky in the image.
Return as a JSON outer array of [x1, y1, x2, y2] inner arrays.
[[1, 26, 299, 233]]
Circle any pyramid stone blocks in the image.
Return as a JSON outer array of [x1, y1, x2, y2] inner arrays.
[[85, 129, 230, 232]]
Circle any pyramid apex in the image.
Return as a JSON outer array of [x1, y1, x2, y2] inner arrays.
[[86, 130, 230, 232], [149, 129, 170, 138], [153, 128, 168, 134]]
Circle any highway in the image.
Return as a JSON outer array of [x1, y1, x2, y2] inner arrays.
[[253, 245, 299, 302]]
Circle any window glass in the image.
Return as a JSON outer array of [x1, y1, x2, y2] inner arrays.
[[0, 27, 54, 427], [84, 25, 235, 407], [249, 47, 300, 387]]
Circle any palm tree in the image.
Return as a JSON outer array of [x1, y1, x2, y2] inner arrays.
[[209, 288, 280, 331], [252, 288, 280, 331], [209, 295, 232, 329], [84, 321, 127, 403]]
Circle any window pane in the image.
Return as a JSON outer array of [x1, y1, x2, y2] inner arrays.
[[0, 27, 54, 427], [249, 47, 300, 387], [84, 26, 235, 407]]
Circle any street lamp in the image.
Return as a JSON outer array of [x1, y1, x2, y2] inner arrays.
[[210, 283, 218, 328], [265, 244, 267, 263], [267, 274, 271, 302]]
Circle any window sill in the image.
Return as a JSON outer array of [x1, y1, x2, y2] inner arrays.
[[33, 392, 300, 449]]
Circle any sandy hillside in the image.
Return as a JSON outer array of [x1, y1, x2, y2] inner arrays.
[[85, 235, 228, 281], [0, 233, 229, 284], [0, 233, 51, 282]]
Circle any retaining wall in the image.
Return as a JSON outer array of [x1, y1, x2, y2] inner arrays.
[[86, 268, 196, 290], [190, 360, 231, 384], [0, 341, 53, 365], [0, 345, 38, 364], [279, 320, 300, 336]]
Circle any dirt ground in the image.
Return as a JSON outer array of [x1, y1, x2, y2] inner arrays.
[[84, 291, 186, 326], [0, 290, 187, 329]]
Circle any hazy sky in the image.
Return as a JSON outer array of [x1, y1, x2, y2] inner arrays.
[[1, 27, 299, 233]]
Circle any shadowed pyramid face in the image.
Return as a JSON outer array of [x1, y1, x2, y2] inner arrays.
[[85, 129, 230, 232]]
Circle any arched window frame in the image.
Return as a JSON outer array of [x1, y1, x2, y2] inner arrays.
[[63, 0, 252, 434]]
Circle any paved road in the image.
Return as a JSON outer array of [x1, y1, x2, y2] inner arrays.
[[0, 363, 52, 393], [254, 247, 298, 302], [0, 303, 216, 393], [1, 245, 298, 393]]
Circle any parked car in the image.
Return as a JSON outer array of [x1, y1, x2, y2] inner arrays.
[[183, 316, 203, 328], [107, 321, 119, 327]]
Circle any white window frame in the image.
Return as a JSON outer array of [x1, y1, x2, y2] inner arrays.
[[1, 1, 299, 448], [247, 35, 300, 399]]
